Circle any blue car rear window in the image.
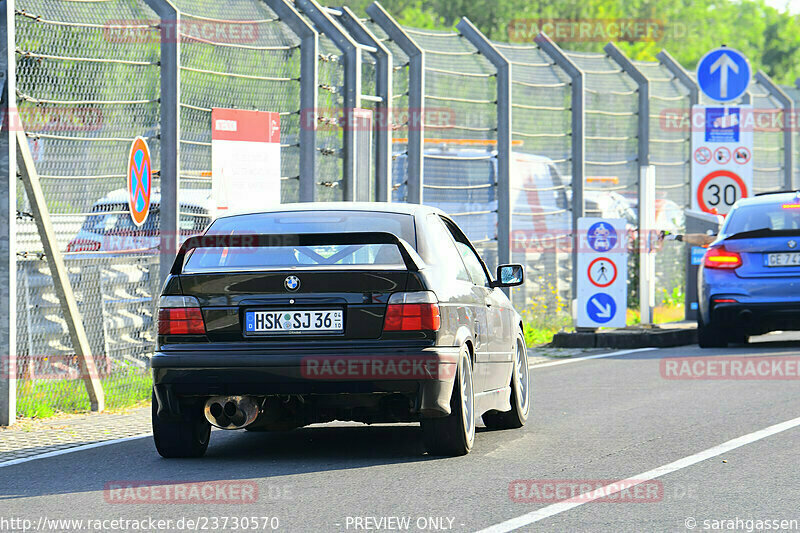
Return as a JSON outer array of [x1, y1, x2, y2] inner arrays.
[[724, 203, 800, 234]]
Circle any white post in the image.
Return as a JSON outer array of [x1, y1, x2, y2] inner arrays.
[[639, 165, 656, 325]]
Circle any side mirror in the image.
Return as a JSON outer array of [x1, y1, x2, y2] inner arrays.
[[492, 264, 524, 288]]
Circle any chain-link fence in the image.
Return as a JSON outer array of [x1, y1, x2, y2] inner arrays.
[[749, 78, 786, 194], [174, 0, 302, 202], [14, 0, 162, 417], [493, 41, 573, 313], [786, 83, 800, 189], [637, 58, 692, 308], [7, 0, 800, 419]]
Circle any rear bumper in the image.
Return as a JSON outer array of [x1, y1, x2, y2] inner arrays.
[[711, 302, 800, 333], [152, 345, 459, 417]]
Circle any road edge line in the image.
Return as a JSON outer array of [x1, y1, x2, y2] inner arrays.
[[476, 414, 800, 533], [530, 348, 656, 369], [0, 433, 152, 469]]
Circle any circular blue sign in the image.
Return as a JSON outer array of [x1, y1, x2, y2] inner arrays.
[[587, 293, 617, 324], [696, 48, 751, 103], [587, 222, 618, 252]]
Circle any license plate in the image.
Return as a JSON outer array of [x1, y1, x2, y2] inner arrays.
[[245, 309, 343, 334], [766, 253, 800, 267]]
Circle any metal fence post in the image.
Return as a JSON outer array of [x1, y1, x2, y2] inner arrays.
[[265, 0, 318, 202], [605, 43, 649, 169], [0, 0, 15, 426], [367, 1, 424, 204], [456, 17, 512, 274], [296, 0, 361, 202], [142, 0, 180, 286], [338, 6, 393, 202], [17, 130, 105, 412], [658, 50, 703, 322], [605, 43, 652, 323], [755, 71, 793, 191], [536, 33, 585, 306], [657, 49, 699, 207]]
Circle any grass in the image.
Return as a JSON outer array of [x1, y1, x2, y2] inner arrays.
[[522, 285, 686, 347], [519, 281, 573, 347], [16, 367, 152, 419]]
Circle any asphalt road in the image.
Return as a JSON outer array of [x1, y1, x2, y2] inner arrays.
[[2, 333, 800, 533]]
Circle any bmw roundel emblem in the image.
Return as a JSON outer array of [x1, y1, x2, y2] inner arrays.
[[789, 240, 797, 249], [284, 275, 300, 291]]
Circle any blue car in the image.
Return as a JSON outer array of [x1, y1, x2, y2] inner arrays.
[[698, 191, 800, 348]]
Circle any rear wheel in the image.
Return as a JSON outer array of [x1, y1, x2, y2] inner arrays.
[[152, 391, 211, 458], [421, 344, 475, 456], [483, 333, 529, 430], [697, 315, 728, 349]]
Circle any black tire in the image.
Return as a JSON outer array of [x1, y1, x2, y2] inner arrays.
[[697, 316, 728, 349], [728, 331, 749, 345], [483, 333, 530, 430], [421, 344, 475, 456], [152, 391, 211, 458]]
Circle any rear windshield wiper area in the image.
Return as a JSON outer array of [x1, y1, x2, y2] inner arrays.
[[725, 228, 800, 240]]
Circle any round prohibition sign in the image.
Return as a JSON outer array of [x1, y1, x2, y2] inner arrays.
[[697, 170, 749, 215], [733, 146, 751, 164], [713, 147, 731, 165], [694, 147, 712, 165], [587, 257, 618, 288]]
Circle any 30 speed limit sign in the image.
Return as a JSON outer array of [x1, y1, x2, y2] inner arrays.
[[697, 170, 748, 214], [691, 105, 753, 216]]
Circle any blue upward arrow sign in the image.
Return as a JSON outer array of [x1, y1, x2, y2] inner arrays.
[[696, 48, 751, 102]]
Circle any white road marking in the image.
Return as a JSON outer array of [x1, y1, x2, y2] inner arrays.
[[476, 415, 800, 533], [0, 434, 151, 468], [530, 348, 656, 369]]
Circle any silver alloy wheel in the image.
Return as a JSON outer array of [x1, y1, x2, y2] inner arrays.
[[514, 338, 530, 416], [460, 348, 475, 443]]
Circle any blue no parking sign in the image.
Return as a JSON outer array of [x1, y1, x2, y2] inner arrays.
[[586, 293, 617, 324]]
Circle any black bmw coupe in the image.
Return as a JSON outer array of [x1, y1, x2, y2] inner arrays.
[[152, 203, 529, 457]]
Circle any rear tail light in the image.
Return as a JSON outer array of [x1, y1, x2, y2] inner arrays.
[[383, 291, 441, 332], [713, 298, 739, 304], [66, 239, 101, 253], [704, 246, 742, 269], [158, 295, 205, 335]]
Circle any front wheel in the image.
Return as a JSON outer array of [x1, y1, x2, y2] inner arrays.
[[420, 344, 475, 456], [483, 333, 530, 430], [152, 391, 211, 458]]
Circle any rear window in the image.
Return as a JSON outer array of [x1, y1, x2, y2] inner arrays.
[[183, 210, 415, 273], [724, 202, 800, 235]]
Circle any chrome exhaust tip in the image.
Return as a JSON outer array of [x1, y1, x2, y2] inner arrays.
[[204, 396, 259, 429]]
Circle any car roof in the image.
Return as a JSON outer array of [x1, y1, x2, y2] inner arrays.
[[736, 191, 800, 207], [214, 202, 447, 221], [93, 188, 212, 208]]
